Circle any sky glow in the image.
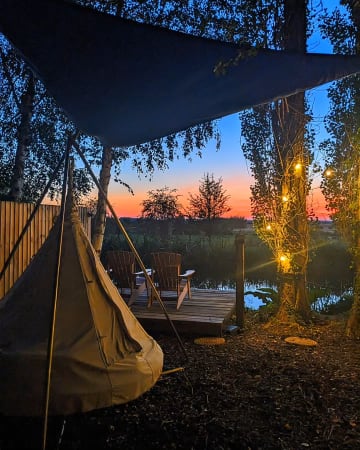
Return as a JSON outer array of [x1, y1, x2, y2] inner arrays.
[[107, 109, 329, 220]]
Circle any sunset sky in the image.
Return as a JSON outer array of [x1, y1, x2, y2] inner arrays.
[[106, 84, 332, 221], [102, 1, 340, 221]]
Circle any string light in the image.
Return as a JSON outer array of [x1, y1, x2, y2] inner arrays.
[[325, 168, 333, 177], [282, 195, 289, 202]]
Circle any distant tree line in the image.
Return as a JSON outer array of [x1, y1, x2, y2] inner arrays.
[[103, 216, 248, 248]]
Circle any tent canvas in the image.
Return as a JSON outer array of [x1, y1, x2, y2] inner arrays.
[[1, 0, 360, 147], [0, 206, 163, 417]]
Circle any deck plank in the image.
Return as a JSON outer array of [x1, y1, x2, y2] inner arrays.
[[128, 288, 236, 337]]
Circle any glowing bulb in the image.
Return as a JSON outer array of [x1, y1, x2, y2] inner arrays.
[[325, 169, 333, 177], [294, 163, 302, 171], [280, 255, 287, 262], [282, 195, 288, 202], [266, 224, 272, 231]]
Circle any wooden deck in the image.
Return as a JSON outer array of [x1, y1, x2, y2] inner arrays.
[[128, 288, 236, 337]]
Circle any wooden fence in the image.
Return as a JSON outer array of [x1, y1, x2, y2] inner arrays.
[[0, 201, 91, 299]]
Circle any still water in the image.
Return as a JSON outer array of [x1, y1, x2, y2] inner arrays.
[[194, 278, 352, 311]]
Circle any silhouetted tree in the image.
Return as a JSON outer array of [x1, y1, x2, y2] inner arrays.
[[0, 38, 93, 203], [141, 187, 183, 241], [187, 173, 231, 240], [187, 173, 231, 221], [141, 187, 183, 220]]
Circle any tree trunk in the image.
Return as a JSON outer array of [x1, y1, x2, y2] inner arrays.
[[92, 146, 113, 254], [346, 253, 360, 338], [276, 275, 296, 322], [8, 74, 35, 201], [275, 0, 310, 323]]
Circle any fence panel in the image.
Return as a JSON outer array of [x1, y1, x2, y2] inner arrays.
[[0, 201, 91, 299]]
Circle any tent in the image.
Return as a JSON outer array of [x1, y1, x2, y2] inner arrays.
[[1, 0, 360, 147], [0, 202, 163, 416]]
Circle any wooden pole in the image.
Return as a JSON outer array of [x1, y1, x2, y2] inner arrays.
[[235, 233, 245, 329], [42, 135, 74, 450]]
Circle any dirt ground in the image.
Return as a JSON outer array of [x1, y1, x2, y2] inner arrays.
[[1, 315, 360, 450]]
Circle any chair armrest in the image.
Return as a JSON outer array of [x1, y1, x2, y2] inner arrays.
[[134, 268, 152, 276], [180, 269, 195, 278]]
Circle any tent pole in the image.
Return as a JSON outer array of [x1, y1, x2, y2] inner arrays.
[[0, 154, 66, 282], [42, 134, 75, 450], [72, 140, 188, 360]]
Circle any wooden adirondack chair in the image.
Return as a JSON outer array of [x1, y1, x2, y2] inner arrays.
[[106, 250, 150, 306], [149, 252, 195, 310]]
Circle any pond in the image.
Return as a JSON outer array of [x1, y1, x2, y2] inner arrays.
[[192, 276, 353, 312]]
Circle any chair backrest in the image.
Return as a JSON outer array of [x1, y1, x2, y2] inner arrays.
[[151, 252, 181, 292], [106, 250, 136, 289]]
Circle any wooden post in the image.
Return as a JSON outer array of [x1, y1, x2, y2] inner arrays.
[[235, 233, 245, 329]]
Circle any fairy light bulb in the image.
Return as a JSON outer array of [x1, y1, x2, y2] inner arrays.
[[325, 168, 333, 177]]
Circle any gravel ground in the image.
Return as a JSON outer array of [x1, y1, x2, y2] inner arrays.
[[1, 315, 359, 450]]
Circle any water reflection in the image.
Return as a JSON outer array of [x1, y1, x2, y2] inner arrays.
[[194, 278, 273, 310], [312, 289, 353, 313], [193, 273, 353, 311]]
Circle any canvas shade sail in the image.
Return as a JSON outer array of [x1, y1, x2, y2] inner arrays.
[[0, 207, 163, 416], [1, 0, 360, 147]]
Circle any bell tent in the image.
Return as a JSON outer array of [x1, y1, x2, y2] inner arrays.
[[0, 203, 163, 417]]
